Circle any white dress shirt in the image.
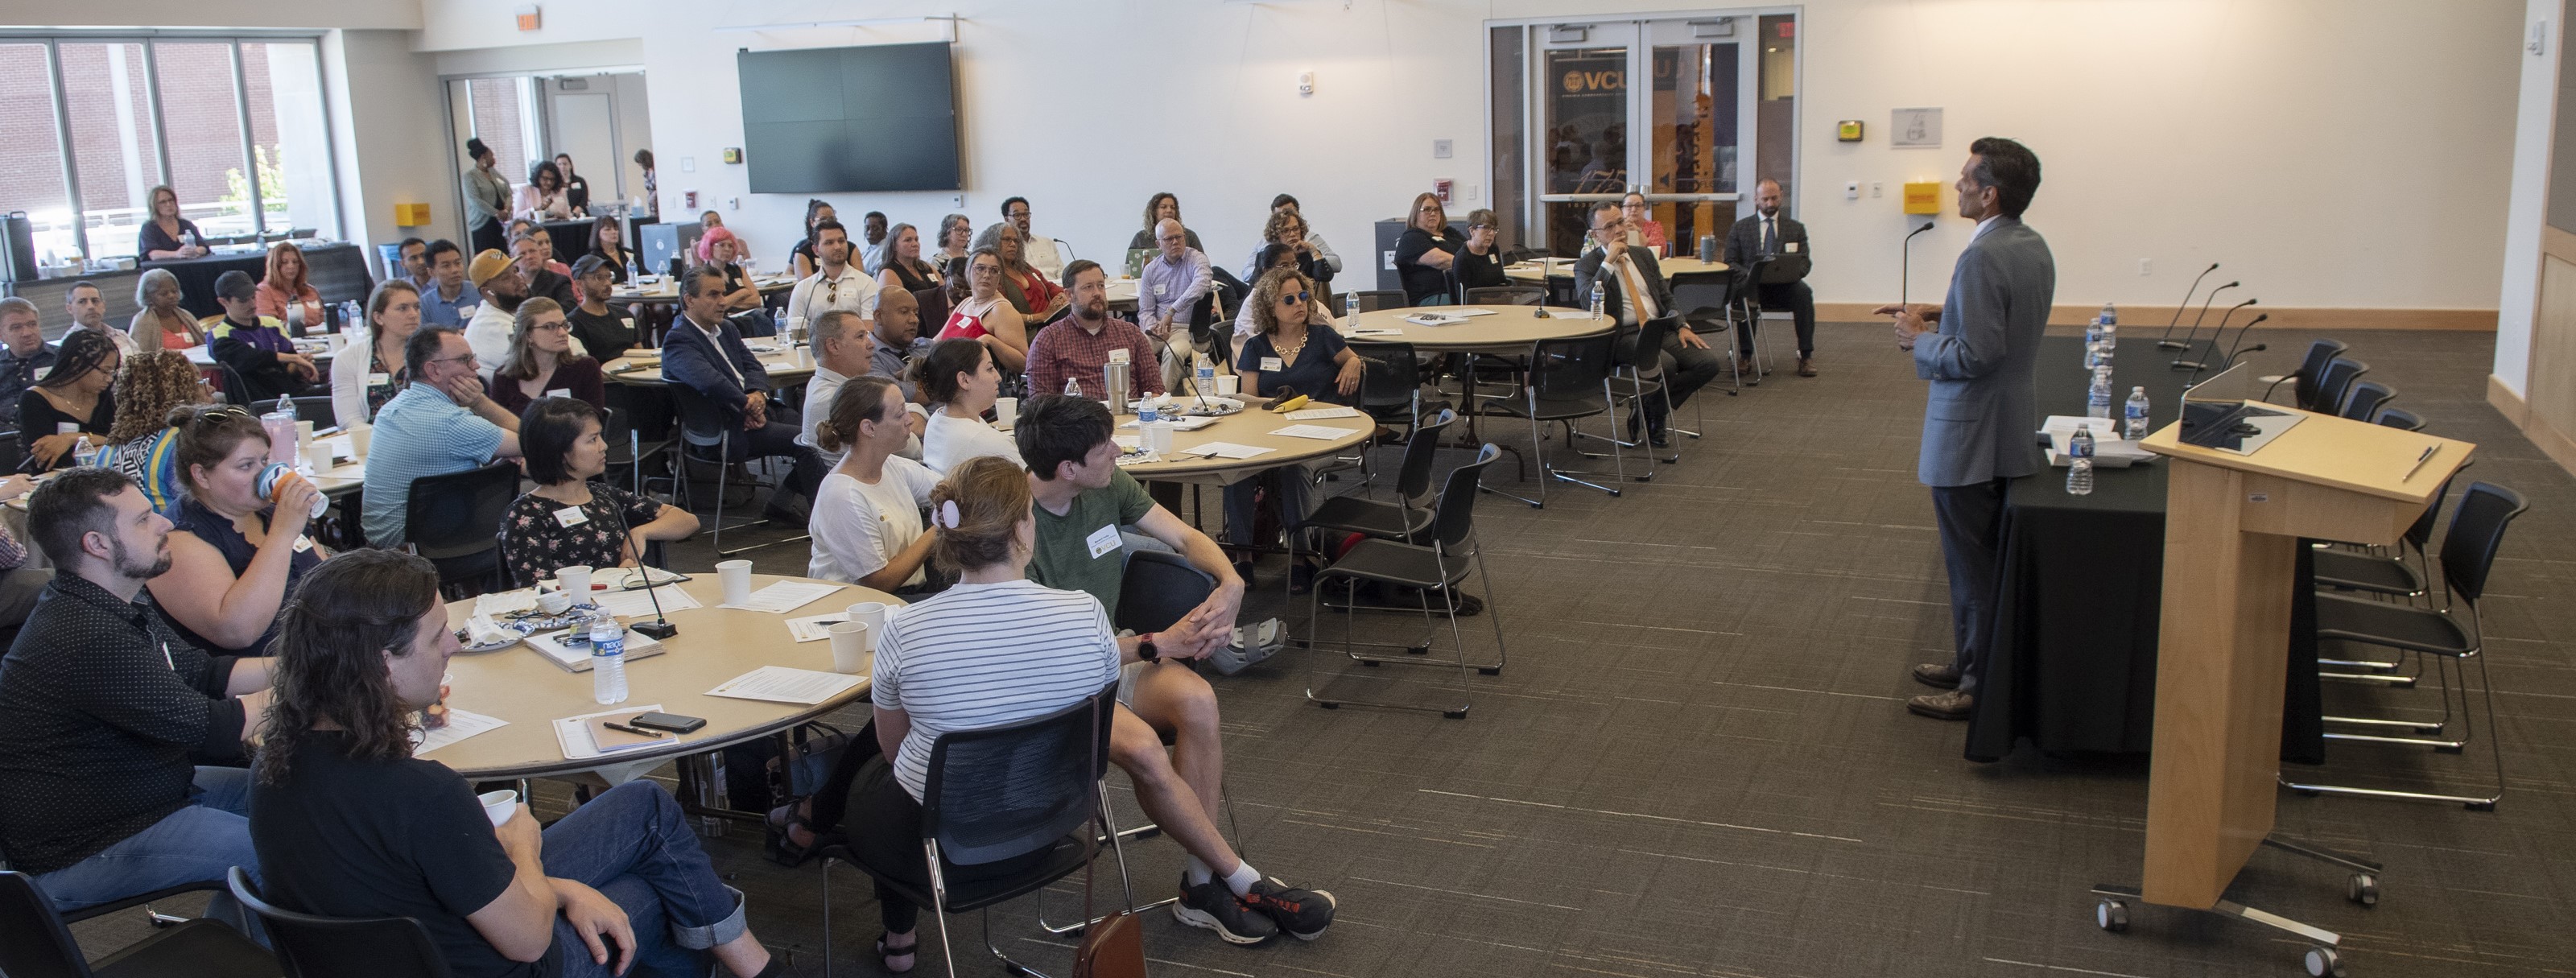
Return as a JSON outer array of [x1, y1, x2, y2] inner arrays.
[[786, 264, 880, 326], [1022, 233, 1067, 283]]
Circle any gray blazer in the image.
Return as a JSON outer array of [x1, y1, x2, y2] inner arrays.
[[1913, 218, 2055, 488]]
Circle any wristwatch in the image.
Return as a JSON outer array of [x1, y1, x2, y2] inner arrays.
[[1137, 633, 1160, 662]]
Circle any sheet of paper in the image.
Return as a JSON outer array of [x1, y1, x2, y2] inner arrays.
[[1403, 314, 1468, 327], [524, 627, 664, 671], [474, 589, 538, 616], [1270, 424, 1362, 441], [720, 580, 845, 614], [707, 666, 866, 705], [552, 704, 670, 760], [595, 566, 689, 589], [594, 585, 701, 619], [1344, 328, 1405, 337], [1191, 441, 1274, 460], [413, 708, 506, 755], [1285, 406, 1364, 420], [786, 613, 846, 642], [1450, 307, 1500, 317]]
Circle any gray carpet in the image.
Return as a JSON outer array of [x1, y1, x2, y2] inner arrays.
[[72, 323, 2576, 977]]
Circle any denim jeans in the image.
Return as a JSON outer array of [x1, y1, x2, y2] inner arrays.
[[542, 781, 749, 978], [34, 765, 262, 936]]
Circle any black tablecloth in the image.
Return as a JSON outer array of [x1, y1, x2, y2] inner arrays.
[[1963, 335, 2325, 763], [544, 219, 597, 266], [145, 242, 374, 319]]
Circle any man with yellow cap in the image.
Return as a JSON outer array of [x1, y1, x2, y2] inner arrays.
[[462, 249, 529, 378]]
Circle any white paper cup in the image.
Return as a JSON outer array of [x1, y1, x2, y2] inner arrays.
[[347, 423, 371, 456], [845, 601, 889, 650], [479, 789, 519, 827], [828, 621, 869, 674], [718, 559, 753, 605], [295, 420, 316, 446], [557, 565, 593, 597], [304, 442, 334, 472], [994, 397, 1018, 426], [535, 589, 573, 614], [1214, 374, 1240, 396]]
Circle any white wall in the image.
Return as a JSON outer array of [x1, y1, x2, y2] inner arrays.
[[410, 0, 2523, 316], [325, 30, 453, 277], [2497, 0, 2562, 398]]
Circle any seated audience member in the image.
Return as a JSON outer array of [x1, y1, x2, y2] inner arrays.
[[784, 219, 878, 331], [500, 398, 698, 588], [1232, 246, 1339, 347], [1394, 192, 1464, 307], [696, 228, 770, 332], [937, 247, 1030, 373], [361, 327, 525, 547], [147, 404, 327, 657], [807, 376, 939, 590], [1241, 208, 1335, 291], [66, 281, 137, 357], [138, 184, 209, 261], [1003, 196, 1067, 281], [930, 213, 972, 272], [19, 330, 122, 471], [798, 310, 871, 464], [915, 338, 1021, 472], [663, 265, 824, 522], [1230, 267, 1362, 558], [0, 296, 56, 428], [397, 237, 431, 288], [416, 239, 482, 328], [1455, 208, 1509, 292], [332, 280, 422, 426], [1026, 260, 1163, 401], [254, 242, 325, 331], [208, 270, 319, 406], [555, 152, 590, 212], [568, 256, 638, 360], [1129, 192, 1205, 251], [130, 268, 204, 351], [514, 159, 573, 221], [584, 216, 632, 286], [1724, 178, 1818, 377], [858, 211, 889, 268], [1138, 219, 1216, 391], [250, 549, 788, 978], [1620, 191, 1669, 250], [0, 474, 40, 629], [865, 288, 931, 456], [789, 199, 836, 280], [974, 221, 1067, 323], [1574, 200, 1722, 447], [489, 299, 605, 415], [0, 468, 271, 918], [107, 351, 212, 511], [1264, 195, 1342, 275], [464, 248, 533, 373], [514, 231, 580, 313], [872, 221, 943, 298]]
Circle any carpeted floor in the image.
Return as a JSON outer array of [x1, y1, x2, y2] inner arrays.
[[72, 322, 2576, 977]]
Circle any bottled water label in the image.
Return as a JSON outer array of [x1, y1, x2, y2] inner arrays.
[[2124, 386, 2150, 441], [590, 620, 629, 704]]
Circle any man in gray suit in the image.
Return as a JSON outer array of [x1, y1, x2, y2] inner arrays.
[[1875, 137, 2054, 721]]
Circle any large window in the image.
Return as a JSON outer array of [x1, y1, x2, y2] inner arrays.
[[0, 34, 340, 269]]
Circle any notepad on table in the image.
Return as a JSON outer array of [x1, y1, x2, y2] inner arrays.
[[1270, 424, 1360, 441], [552, 704, 675, 759], [708, 666, 866, 705]]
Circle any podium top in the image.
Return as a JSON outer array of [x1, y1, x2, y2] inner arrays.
[[2141, 402, 2474, 505]]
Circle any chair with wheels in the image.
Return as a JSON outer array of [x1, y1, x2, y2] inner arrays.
[[0, 870, 275, 978], [816, 687, 1132, 978], [2259, 338, 2347, 410], [228, 866, 450, 978], [2309, 358, 2368, 421], [403, 461, 521, 597], [1351, 290, 1406, 313], [667, 382, 805, 558], [2284, 482, 2530, 811], [1478, 334, 1620, 508], [1304, 444, 1507, 719], [2338, 381, 2396, 423]]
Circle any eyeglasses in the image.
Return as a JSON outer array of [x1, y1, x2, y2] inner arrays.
[[1278, 291, 1310, 307], [429, 353, 480, 366], [532, 320, 571, 332]]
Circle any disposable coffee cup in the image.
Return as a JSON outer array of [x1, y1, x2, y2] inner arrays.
[[718, 559, 753, 605], [295, 420, 316, 447], [845, 601, 889, 650], [535, 588, 573, 614], [994, 397, 1018, 426], [557, 565, 593, 597], [304, 442, 334, 473], [347, 424, 372, 456], [828, 621, 869, 674], [1214, 374, 1240, 397], [479, 790, 519, 827]]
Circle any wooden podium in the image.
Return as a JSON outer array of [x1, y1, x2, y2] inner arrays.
[[2091, 404, 2473, 976]]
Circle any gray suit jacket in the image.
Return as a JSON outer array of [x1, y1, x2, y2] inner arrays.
[[1913, 218, 2055, 488]]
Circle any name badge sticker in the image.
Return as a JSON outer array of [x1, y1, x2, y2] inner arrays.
[[1260, 357, 1284, 372], [1085, 523, 1122, 559], [1108, 349, 1130, 364], [1785, 241, 1800, 254], [555, 506, 591, 528]]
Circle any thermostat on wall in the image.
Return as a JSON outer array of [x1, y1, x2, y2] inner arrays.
[[1837, 120, 1863, 142]]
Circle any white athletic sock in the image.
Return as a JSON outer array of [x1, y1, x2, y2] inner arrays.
[[1222, 860, 1261, 898], [1184, 856, 1213, 886]]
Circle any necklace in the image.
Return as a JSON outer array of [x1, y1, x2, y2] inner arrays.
[[1274, 328, 1310, 365]]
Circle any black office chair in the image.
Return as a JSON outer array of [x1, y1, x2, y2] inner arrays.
[[2374, 407, 2427, 433], [0, 871, 275, 978], [0, 431, 21, 474], [2338, 381, 2396, 423], [1463, 286, 1544, 307], [2260, 338, 2347, 409], [402, 461, 520, 597], [1588, 315, 1682, 472], [597, 403, 673, 498], [1305, 444, 1507, 719], [229, 866, 452, 978], [2310, 357, 2368, 419], [2285, 482, 2529, 811], [1351, 290, 1406, 313], [911, 285, 949, 341], [1480, 333, 1621, 507], [817, 687, 1129, 978], [667, 382, 805, 558], [251, 396, 337, 430]]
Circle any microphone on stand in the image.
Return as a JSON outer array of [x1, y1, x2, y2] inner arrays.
[[2219, 313, 2271, 370], [1900, 221, 1935, 307], [2155, 262, 2220, 348], [2174, 298, 2256, 372], [604, 500, 679, 640], [2166, 286, 2240, 365]]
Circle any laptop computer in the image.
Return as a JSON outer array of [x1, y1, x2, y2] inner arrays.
[[2176, 363, 2305, 454]]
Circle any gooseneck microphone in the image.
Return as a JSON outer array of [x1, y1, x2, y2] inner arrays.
[[1900, 221, 1935, 307], [2167, 283, 2239, 361], [2156, 262, 2220, 348], [2219, 313, 2272, 370], [2174, 298, 2256, 372], [605, 500, 679, 640]]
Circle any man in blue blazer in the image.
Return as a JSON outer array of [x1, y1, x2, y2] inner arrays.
[[664, 265, 824, 521], [1876, 137, 2054, 721]]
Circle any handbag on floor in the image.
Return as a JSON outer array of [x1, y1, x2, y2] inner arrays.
[[1073, 688, 1147, 978]]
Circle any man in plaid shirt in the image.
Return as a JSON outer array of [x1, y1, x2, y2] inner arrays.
[[1024, 261, 1166, 401]]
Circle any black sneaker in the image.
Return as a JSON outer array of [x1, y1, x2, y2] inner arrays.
[[1242, 877, 1336, 940], [1174, 876, 1278, 945]]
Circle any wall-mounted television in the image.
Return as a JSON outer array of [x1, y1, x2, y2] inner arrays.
[[737, 42, 960, 193]]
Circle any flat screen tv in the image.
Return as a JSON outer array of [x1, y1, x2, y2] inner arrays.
[[738, 42, 960, 192]]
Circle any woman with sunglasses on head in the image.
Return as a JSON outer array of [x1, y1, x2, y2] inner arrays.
[[935, 247, 1029, 373], [147, 403, 328, 657], [20, 329, 122, 472], [489, 298, 605, 415], [106, 351, 214, 512], [1228, 267, 1362, 577]]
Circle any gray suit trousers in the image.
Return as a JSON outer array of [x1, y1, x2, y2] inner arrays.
[[1930, 479, 2007, 694]]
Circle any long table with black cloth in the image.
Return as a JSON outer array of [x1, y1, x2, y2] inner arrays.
[[1962, 334, 2326, 764]]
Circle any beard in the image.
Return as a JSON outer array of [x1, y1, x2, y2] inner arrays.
[[1078, 297, 1108, 321], [490, 289, 525, 314], [112, 534, 174, 580]]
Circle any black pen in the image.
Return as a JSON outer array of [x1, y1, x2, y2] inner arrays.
[[2401, 444, 2438, 482], [603, 721, 665, 738]]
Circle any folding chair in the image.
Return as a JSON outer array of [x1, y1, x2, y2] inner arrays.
[[1305, 445, 1507, 718], [0, 871, 273, 978], [1477, 334, 1621, 507]]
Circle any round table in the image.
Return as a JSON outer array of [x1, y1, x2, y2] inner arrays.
[[1503, 255, 1730, 283], [604, 345, 818, 386], [431, 572, 899, 781], [1109, 398, 1377, 484], [1340, 304, 1615, 354]]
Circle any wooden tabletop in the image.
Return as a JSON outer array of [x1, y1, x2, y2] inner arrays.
[[605, 345, 818, 386], [183, 337, 338, 367], [609, 275, 798, 306], [432, 573, 898, 780], [1339, 305, 1615, 354], [1503, 256, 1730, 282], [2140, 406, 2476, 504]]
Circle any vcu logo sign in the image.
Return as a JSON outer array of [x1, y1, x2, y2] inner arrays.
[[1561, 68, 1624, 93]]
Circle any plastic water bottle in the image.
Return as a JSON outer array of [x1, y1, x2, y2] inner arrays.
[[2124, 386, 2151, 440], [2066, 425, 2096, 496], [1063, 377, 1082, 398], [1194, 353, 1216, 399], [2087, 365, 2114, 419], [2083, 315, 2104, 371], [1344, 292, 1359, 324], [590, 617, 629, 705], [1589, 285, 1606, 320], [2098, 303, 2119, 361], [71, 436, 95, 468]]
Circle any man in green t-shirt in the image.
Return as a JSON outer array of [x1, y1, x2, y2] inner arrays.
[[1018, 396, 1338, 943]]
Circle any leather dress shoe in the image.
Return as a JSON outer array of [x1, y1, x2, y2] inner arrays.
[[1911, 662, 1960, 689], [1797, 357, 1818, 378], [1908, 689, 1975, 720]]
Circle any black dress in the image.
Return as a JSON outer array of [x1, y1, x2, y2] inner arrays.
[[15, 388, 115, 472], [136, 219, 204, 262], [1393, 227, 1466, 306]]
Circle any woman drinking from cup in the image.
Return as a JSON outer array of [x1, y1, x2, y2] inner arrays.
[[147, 404, 330, 656], [498, 397, 699, 590]]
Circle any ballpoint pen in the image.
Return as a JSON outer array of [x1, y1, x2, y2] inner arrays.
[[2401, 444, 2438, 482], [603, 721, 665, 738]]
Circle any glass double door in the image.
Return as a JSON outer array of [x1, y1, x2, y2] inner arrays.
[[1532, 18, 1761, 256]]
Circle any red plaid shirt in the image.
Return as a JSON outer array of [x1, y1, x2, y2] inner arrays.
[[1024, 314, 1164, 400]]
